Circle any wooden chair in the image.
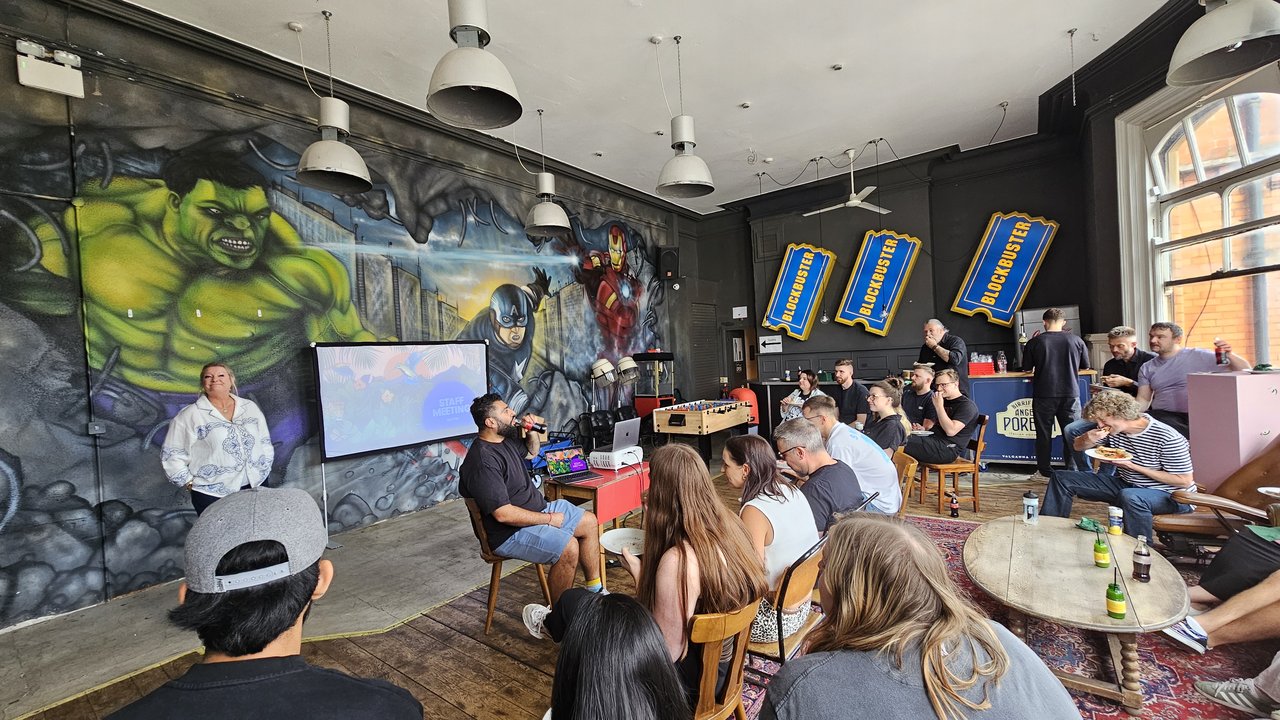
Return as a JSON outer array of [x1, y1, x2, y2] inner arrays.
[[746, 536, 827, 686], [689, 598, 762, 720], [463, 498, 552, 634], [892, 450, 919, 519], [917, 414, 989, 514], [1152, 434, 1280, 561]]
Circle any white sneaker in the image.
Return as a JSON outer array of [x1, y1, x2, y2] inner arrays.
[[1027, 472, 1051, 482], [1193, 677, 1280, 716], [522, 603, 550, 639]]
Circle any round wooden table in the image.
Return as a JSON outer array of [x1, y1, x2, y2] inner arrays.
[[962, 515, 1188, 716]]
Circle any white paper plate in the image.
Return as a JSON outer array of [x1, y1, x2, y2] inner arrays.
[[1257, 487, 1280, 499], [1085, 447, 1133, 462], [600, 528, 645, 556]]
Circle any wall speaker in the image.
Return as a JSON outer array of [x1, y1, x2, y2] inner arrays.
[[658, 247, 680, 280]]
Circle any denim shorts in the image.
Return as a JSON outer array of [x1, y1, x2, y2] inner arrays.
[[493, 499, 585, 565]]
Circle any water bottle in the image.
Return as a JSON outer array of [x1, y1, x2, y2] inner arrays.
[[996, 350, 1008, 374], [1022, 490, 1039, 525], [1132, 535, 1152, 583]]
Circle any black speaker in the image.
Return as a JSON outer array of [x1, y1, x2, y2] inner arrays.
[[658, 247, 680, 279]]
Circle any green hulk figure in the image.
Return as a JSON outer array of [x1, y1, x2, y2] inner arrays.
[[11, 152, 378, 464]]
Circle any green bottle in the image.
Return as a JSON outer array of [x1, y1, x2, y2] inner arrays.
[[1107, 580, 1127, 620], [1093, 532, 1111, 568]]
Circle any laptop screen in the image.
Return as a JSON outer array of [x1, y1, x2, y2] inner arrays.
[[545, 446, 590, 477]]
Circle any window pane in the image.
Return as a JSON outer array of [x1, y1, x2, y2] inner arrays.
[[1156, 125, 1197, 192], [1163, 238, 1226, 281], [1229, 226, 1280, 273], [1233, 93, 1280, 165], [1165, 269, 1279, 365], [1165, 193, 1223, 241], [1227, 171, 1280, 224], [1188, 99, 1243, 180]]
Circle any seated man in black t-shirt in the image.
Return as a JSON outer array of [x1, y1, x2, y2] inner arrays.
[[774, 417, 863, 533], [903, 369, 980, 465], [459, 394, 602, 621], [107, 488, 422, 720]]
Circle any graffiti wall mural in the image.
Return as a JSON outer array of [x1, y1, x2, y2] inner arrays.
[[0, 27, 668, 628]]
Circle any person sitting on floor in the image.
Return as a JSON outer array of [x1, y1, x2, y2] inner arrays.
[[1041, 390, 1194, 540], [774, 416, 866, 530], [862, 378, 912, 455], [547, 592, 691, 720], [902, 369, 981, 466], [723, 434, 820, 644], [526, 443, 767, 707], [106, 488, 422, 720], [1193, 650, 1280, 719], [761, 514, 1080, 720], [799, 397, 900, 515], [460, 393, 602, 605]]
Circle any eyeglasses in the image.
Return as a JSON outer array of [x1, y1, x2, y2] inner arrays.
[[935, 381, 955, 388], [777, 446, 801, 460], [867, 393, 888, 400]]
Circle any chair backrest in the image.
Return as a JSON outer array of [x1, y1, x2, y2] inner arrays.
[[1214, 434, 1280, 510], [892, 450, 919, 517], [463, 498, 499, 562], [968, 414, 990, 464], [688, 599, 761, 720]]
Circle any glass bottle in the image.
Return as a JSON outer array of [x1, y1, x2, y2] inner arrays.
[[1132, 535, 1152, 583], [1093, 532, 1111, 568], [1106, 581, 1127, 619]]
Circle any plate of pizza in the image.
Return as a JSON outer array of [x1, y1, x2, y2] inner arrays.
[[1086, 447, 1133, 462]]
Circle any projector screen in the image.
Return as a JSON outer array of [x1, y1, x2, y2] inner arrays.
[[313, 341, 489, 460]]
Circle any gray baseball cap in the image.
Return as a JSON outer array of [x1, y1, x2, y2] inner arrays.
[[185, 487, 328, 594]]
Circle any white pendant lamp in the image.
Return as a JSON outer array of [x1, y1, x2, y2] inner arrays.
[[427, 0, 522, 130], [296, 11, 372, 194], [1167, 0, 1280, 86], [656, 36, 714, 199], [525, 109, 571, 238]]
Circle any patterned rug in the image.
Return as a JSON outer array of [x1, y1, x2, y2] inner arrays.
[[741, 515, 1278, 719]]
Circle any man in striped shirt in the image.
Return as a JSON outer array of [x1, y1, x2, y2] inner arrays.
[[1042, 391, 1195, 540]]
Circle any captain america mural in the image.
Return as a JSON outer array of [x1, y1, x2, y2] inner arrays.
[[457, 268, 551, 414]]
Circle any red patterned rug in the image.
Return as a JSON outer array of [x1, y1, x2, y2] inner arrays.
[[741, 515, 1278, 719]]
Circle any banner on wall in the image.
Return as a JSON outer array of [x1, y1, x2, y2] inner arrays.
[[951, 211, 1058, 327], [762, 243, 836, 341], [833, 230, 921, 336]]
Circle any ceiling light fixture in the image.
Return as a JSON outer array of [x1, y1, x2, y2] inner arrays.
[[1167, 0, 1280, 86], [656, 36, 714, 198], [296, 11, 372, 194], [525, 109, 571, 239], [426, 0, 522, 129]]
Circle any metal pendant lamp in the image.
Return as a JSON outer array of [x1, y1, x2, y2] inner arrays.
[[525, 109, 571, 238], [656, 36, 714, 199], [297, 11, 372, 194], [427, 0, 522, 129], [1167, 0, 1280, 86]]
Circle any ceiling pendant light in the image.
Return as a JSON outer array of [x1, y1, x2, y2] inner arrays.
[[1167, 0, 1280, 86], [656, 36, 714, 199], [426, 0, 522, 129], [296, 11, 372, 194], [525, 109, 571, 238]]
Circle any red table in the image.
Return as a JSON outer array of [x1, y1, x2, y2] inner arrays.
[[543, 462, 649, 589]]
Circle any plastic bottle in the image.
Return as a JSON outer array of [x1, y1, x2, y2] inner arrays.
[[1093, 532, 1111, 568], [1107, 506, 1124, 535], [1132, 535, 1152, 583], [996, 350, 1008, 374], [1106, 580, 1127, 619], [784, 368, 791, 381], [1214, 337, 1230, 366], [1022, 490, 1039, 525], [948, 494, 960, 518]]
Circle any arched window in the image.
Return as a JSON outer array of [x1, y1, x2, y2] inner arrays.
[[1147, 92, 1280, 365]]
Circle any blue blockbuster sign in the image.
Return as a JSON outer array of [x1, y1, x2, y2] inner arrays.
[[834, 230, 921, 336], [762, 243, 836, 341], [952, 211, 1059, 327]]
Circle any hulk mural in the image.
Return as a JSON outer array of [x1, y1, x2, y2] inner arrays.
[[0, 123, 665, 628]]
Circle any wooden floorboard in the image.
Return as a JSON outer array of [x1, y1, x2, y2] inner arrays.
[[39, 457, 1115, 720]]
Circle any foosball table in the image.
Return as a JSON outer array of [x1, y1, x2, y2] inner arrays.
[[652, 400, 753, 464]]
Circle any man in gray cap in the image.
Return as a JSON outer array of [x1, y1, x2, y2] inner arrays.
[[107, 487, 421, 719]]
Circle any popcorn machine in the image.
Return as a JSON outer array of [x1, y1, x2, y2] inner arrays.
[[632, 351, 675, 417]]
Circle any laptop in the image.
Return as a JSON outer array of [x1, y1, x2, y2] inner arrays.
[[594, 416, 642, 453], [543, 445, 603, 484]]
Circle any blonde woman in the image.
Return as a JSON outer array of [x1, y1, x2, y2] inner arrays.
[[162, 362, 273, 514], [762, 514, 1079, 720]]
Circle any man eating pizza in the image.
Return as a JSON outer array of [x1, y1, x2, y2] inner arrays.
[[1041, 390, 1195, 540]]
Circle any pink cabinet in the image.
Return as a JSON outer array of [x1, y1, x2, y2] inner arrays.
[[1188, 372, 1280, 492]]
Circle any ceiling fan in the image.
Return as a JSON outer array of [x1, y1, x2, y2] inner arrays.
[[802, 148, 891, 217]]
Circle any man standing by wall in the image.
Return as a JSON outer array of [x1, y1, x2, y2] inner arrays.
[[919, 319, 969, 395], [1021, 308, 1090, 481], [1064, 326, 1154, 472], [1137, 322, 1249, 438], [830, 359, 869, 427]]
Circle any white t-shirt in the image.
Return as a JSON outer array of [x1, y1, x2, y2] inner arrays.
[[744, 485, 820, 587], [826, 423, 902, 514]]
